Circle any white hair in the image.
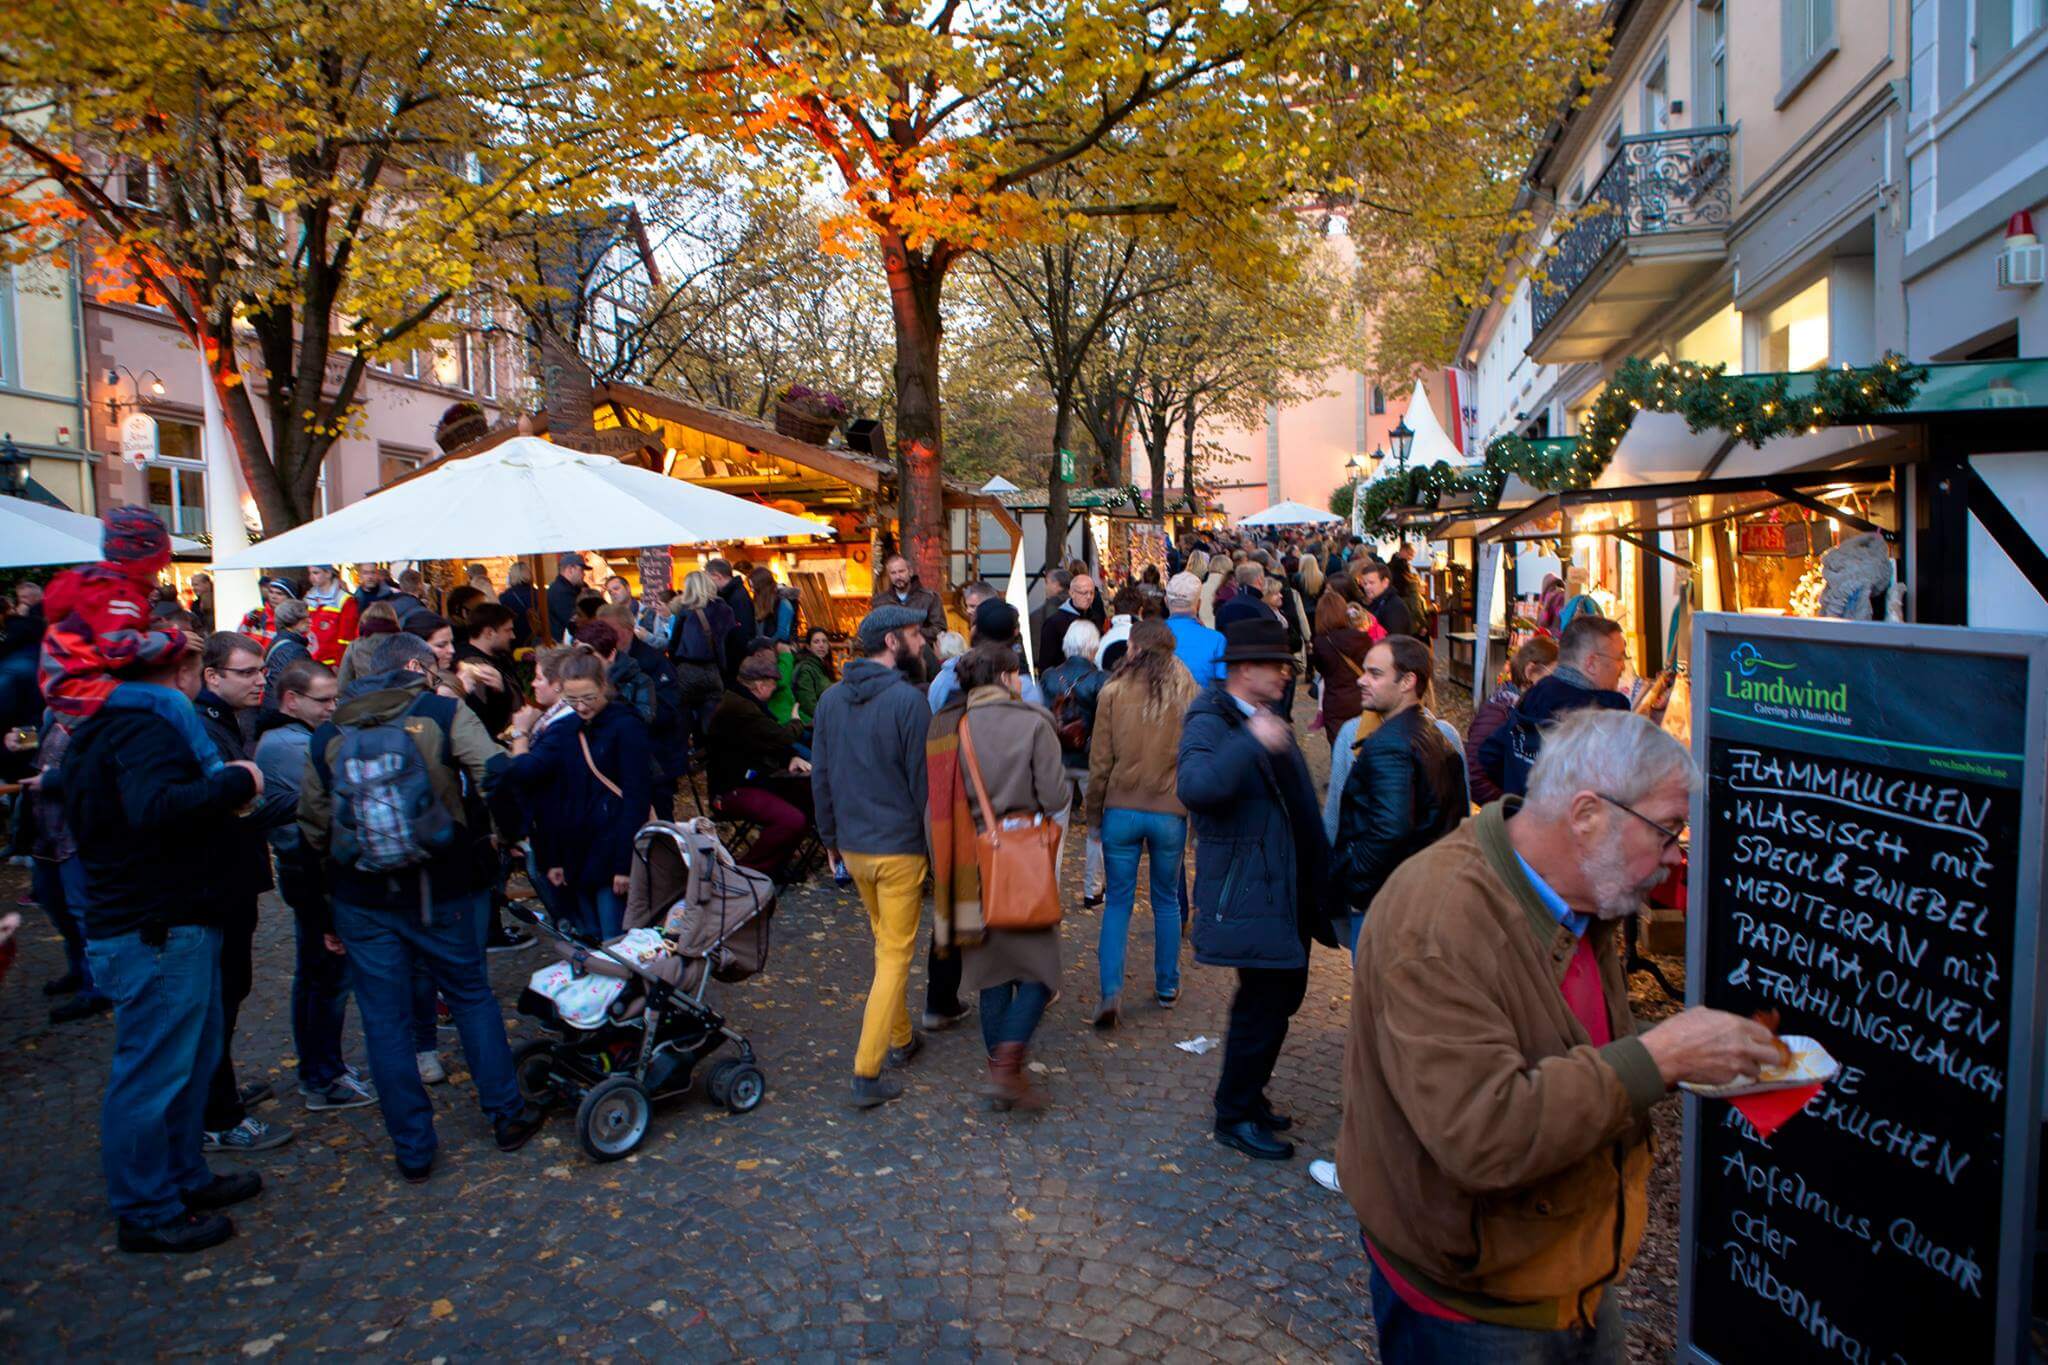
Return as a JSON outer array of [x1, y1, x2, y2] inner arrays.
[[1524, 709, 1696, 814], [935, 630, 968, 661], [1062, 620, 1102, 660]]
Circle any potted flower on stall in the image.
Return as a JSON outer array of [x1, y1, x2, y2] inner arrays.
[[774, 384, 851, 445]]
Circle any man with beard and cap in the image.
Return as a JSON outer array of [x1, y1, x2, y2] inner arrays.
[[1335, 709, 1782, 1360]]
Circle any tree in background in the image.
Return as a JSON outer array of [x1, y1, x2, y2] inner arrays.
[[684, 0, 1599, 588], [0, 0, 680, 531]]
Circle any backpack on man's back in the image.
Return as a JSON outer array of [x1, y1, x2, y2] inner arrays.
[[326, 693, 464, 873]]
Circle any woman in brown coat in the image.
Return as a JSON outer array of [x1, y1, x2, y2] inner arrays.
[[927, 643, 1069, 1109], [1310, 590, 1374, 742], [1084, 621, 1200, 1026]]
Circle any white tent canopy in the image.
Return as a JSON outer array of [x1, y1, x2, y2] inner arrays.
[[0, 494, 205, 570], [978, 475, 1021, 494], [1239, 499, 1343, 527], [1403, 380, 1474, 467], [213, 437, 829, 570]]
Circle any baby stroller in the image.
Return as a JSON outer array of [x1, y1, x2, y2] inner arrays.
[[512, 819, 776, 1161]]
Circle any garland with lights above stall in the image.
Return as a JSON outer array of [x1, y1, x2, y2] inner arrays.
[[1353, 353, 1926, 529]]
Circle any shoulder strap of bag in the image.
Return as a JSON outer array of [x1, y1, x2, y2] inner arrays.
[[1334, 648, 1364, 679], [579, 729, 625, 800], [955, 714, 1000, 835]]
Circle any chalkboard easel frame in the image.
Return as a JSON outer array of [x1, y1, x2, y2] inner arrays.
[[1677, 612, 2048, 1365]]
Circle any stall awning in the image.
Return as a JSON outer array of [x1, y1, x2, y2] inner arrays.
[[1595, 409, 1912, 488], [1476, 463, 1901, 549]]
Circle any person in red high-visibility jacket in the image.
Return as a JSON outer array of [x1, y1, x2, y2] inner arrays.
[[301, 566, 358, 669]]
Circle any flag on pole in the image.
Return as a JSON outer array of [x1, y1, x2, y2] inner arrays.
[[1007, 539, 1035, 676]]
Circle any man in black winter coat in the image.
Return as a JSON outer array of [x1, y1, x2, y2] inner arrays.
[[1178, 618, 1332, 1163], [1477, 614, 1631, 798], [706, 558, 757, 679], [546, 553, 588, 642], [59, 635, 267, 1253], [1331, 636, 1468, 953], [1360, 562, 1414, 639], [194, 632, 298, 1155]]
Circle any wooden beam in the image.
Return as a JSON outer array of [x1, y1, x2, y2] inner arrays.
[[596, 382, 881, 493]]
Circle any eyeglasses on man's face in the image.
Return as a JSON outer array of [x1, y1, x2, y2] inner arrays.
[[561, 690, 605, 711], [1599, 793, 1686, 851]]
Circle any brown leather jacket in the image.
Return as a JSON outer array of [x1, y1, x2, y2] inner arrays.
[[1337, 799, 1664, 1329]]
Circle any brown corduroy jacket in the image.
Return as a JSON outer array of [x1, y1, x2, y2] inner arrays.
[[1337, 799, 1665, 1329]]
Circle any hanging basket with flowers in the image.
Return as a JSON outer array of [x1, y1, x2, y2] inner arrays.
[[773, 384, 851, 445]]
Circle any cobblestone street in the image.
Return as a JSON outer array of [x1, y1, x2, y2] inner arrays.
[[0, 703, 1690, 1362]]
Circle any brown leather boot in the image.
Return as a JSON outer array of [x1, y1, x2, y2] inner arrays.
[[984, 1051, 1015, 1112], [992, 1041, 1048, 1112]]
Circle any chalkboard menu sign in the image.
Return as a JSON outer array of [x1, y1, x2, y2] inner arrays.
[[1680, 615, 2048, 1365]]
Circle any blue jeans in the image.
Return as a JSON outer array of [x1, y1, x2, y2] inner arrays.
[[85, 926, 222, 1225], [1097, 808, 1186, 1000], [979, 981, 1052, 1052], [570, 884, 625, 943], [1344, 912, 1366, 956], [1366, 1262, 1622, 1364], [291, 903, 351, 1089], [408, 893, 490, 1052], [34, 856, 106, 1002], [334, 895, 520, 1167]]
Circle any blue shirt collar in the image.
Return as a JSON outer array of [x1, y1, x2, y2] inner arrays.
[[1229, 692, 1259, 720], [1515, 851, 1590, 938]]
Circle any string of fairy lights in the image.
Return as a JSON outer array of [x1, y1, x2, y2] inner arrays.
[[1353, 352, 1926, 528]]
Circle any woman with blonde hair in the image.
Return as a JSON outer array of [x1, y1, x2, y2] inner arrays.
[[1084, 621, 1200, 1026], [1197, 563, 1227, 629], [666, 569, 736, 728]]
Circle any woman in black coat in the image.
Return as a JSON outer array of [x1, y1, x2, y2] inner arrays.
[[505, 649, 651, 943]]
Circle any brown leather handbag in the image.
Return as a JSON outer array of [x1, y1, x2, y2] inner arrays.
[[957, 714, 1064, 930]]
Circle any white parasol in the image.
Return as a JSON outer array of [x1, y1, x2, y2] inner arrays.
[[0, 494, 206, 570]]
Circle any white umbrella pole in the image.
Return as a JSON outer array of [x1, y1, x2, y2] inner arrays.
[[200, 353, 260, 630]]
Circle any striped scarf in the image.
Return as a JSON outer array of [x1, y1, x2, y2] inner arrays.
[[923, 701, 984, 956]]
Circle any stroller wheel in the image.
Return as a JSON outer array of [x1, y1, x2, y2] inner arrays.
[[723, 1064, 766, 1115], [512, 1040, 560, 1108], [704, 1058, 741, 1108], [576, 1075, 652, 1162]]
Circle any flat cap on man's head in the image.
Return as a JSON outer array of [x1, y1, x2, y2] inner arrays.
[[857, 604, 926, 650]]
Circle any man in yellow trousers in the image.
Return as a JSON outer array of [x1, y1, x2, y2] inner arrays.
[[808, 605, 933, 1108]]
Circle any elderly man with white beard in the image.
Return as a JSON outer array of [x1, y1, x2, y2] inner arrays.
[[1334, 708, 1782, 1364]]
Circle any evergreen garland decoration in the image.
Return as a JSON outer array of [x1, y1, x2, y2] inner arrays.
[[1349, 353, 1925, 529]]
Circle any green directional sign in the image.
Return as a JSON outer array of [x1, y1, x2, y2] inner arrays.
[[1057, 448, 1076, 484]]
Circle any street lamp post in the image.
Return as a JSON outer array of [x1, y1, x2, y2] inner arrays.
[[1388, 415, 1415, 473], [0, 433, 29, 499]]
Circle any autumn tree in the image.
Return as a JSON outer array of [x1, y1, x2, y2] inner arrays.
[[685, 0, 1600, 588], [0, 0, 683, 531]]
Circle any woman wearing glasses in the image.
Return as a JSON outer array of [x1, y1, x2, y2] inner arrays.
[[503, 649, 650, 943]]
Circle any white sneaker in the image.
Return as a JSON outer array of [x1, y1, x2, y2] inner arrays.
[[416, 1050, 447, 1085], [1309, 1158, 1342, 1194]]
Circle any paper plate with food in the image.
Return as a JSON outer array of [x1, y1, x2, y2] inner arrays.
[[1680, 1010, 1840, 1099]]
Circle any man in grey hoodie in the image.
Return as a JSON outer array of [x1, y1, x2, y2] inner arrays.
[[810, 605, 933, 1108], [252, 659, 375, 1113]]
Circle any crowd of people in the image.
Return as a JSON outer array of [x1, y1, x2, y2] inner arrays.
[[0, 508, 1788, 1364]]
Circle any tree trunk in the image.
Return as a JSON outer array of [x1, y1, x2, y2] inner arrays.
[[1180, 402, 1199, 512], [1144, 406, 1171, 519], [882, 241, 949, 592], [1045, 397, 1073, 580]]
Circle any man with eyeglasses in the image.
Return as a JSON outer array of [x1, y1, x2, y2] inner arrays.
[[194, 632, 298, 1156], [1478, 613, 1633, 799], [1338, 708, 1782, 1362]]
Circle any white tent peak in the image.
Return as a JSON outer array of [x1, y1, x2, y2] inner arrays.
[[1403, 380, 1474, 467], [1239, 499, 1342, 526], [979, 474, 1021, 494]]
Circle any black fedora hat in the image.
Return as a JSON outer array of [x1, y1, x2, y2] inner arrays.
[[1221, 617, 1294, 664]]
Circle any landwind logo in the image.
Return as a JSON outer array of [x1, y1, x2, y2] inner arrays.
[[1723, 641, 1848, 715]]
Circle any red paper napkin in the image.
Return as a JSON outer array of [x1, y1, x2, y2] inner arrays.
[[1729, 1082, 1824, 1140]]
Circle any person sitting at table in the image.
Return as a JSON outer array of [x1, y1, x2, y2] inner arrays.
[[705, 653, 812, 879]]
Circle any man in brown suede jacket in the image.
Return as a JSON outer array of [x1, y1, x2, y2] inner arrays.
[[1339, 709, 1782, 1361]]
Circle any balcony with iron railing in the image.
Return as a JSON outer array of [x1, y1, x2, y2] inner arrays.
[[1528, 126, 1734, 362]]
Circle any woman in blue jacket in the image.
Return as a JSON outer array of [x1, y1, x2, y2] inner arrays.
[[504, 649, 651, 942]]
